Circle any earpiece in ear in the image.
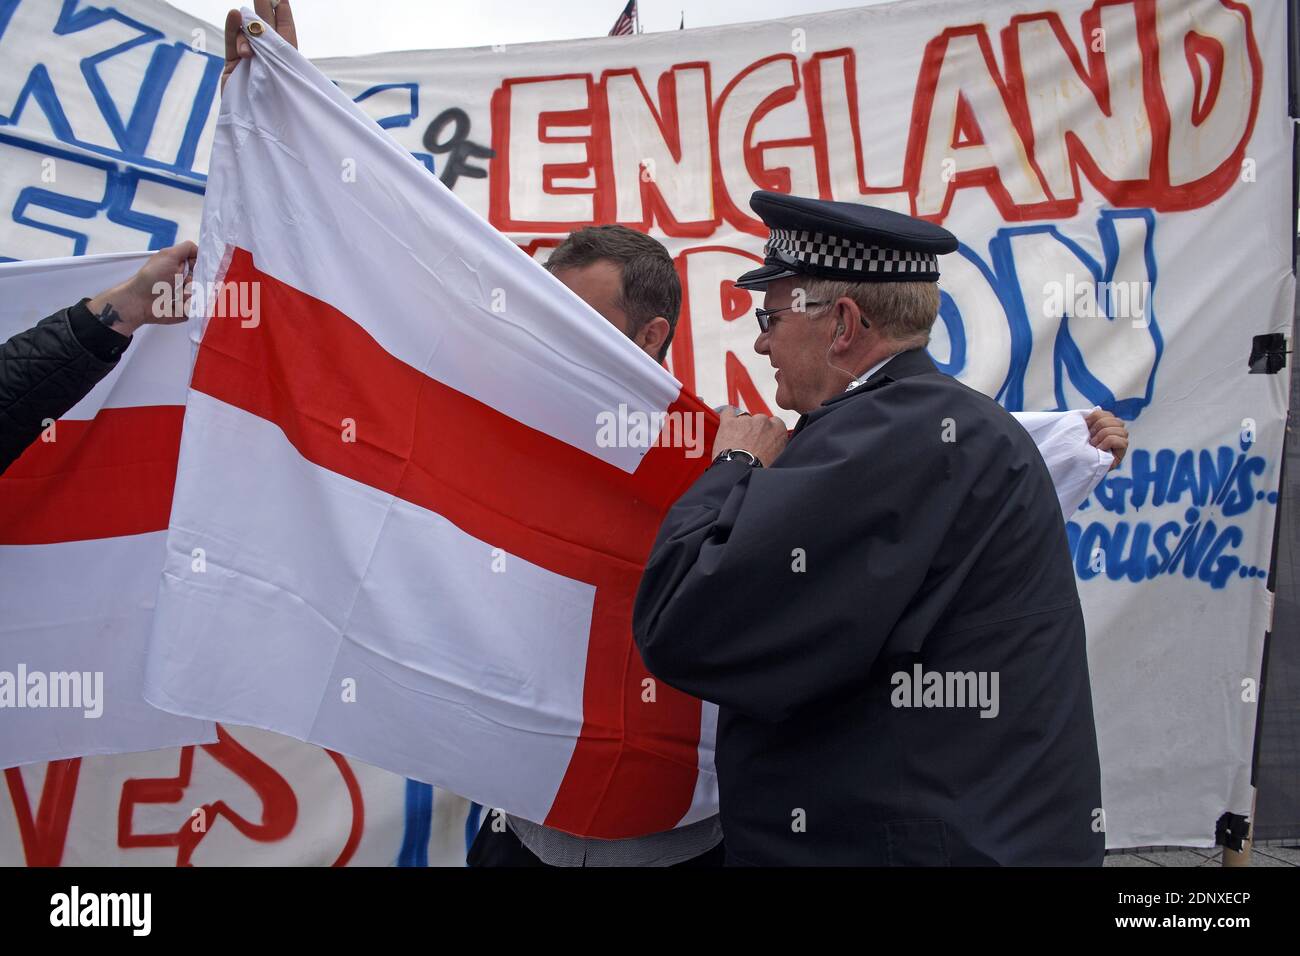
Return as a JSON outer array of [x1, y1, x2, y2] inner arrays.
[[836, 323, 844, 336]]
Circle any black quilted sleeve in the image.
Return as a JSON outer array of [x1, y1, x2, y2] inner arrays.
[[0, 302, 130, 475]]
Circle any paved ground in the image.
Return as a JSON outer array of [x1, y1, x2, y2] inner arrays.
[[1104, 845, 1300, 867]]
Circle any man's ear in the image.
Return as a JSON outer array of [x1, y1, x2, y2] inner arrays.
[[831, 298, 861, 350], [637, 316, 672, 360]]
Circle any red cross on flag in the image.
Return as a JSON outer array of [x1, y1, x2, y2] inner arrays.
[[142, 11, 719, 838]]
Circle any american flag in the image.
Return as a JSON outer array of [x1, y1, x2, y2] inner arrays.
[[609, 0, 636, 36]]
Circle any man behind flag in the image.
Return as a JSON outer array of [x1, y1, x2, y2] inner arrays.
[[466, 224, 726, 866]]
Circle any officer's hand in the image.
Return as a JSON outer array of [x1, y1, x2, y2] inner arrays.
[[712, 408, 789, 467], [221, 0, 299, 93], [86, 242, 199, 336], [1085, 408, 1129, 471]]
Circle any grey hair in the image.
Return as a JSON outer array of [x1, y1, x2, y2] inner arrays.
[[799, 278, 941, 349]]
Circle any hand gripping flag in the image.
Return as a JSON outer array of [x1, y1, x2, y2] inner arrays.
[[141, 10, 1110, 837], [0, 253, 215, 770]]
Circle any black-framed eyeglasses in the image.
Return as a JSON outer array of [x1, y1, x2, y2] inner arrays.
[[754, 301, 827, 333]]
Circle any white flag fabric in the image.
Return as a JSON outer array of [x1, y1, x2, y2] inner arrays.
[[139, 10, 1111, 837], [1017, 410, 1111, 517], [0, 253, 214, 769]]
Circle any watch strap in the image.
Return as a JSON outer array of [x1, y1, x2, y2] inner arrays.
[[712, 448, 763, 468]]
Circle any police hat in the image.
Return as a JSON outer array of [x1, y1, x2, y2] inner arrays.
[[735, 191, 958, 290]]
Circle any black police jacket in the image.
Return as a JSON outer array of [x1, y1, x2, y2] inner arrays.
[[633, 348, 1104, 866]]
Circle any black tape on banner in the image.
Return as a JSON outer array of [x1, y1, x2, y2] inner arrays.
[[1248, 333, 1289, 373], [1215, 811, 1251, 852]]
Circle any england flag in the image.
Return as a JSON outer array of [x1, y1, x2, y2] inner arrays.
[[143, 8, 718, 838]]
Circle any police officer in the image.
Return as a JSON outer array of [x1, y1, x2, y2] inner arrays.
[[632, 191, 1106, 866]]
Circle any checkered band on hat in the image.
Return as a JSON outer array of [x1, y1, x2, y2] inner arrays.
[[766, 228, 939, 276]]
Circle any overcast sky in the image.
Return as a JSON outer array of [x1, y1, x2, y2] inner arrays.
[[166, 0, 891, 58]]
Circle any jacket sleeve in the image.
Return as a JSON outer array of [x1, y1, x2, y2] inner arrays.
[[0, 300, 131, 475], [631, 405, 960, 723]]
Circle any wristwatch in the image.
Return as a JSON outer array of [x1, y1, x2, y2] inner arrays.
[[712, 448, 763, 468]]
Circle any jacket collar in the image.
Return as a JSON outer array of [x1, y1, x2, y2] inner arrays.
[[825, 347, 938, 406], [791, 347, 939, 435]]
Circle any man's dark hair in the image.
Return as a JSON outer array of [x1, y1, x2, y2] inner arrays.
[[545, 225, 680, 363]]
